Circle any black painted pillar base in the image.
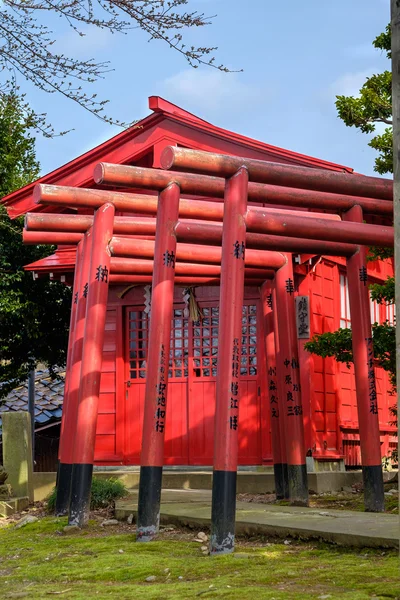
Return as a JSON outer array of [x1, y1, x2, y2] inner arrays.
[[288, 464, 309, 506], [137, 466, 163, 542], [283, 463, 290, 500], [68, 463, 93, 527], [210, 470, 237, 555], [362, 465, 385, 512], [55, 462, 73, 516], [274, 463, 287, 500]]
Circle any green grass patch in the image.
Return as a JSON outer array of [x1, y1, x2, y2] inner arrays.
[[0, 518, 398, 599], [47, 477, 128, 513]]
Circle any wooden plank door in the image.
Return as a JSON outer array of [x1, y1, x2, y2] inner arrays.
[[124, 305, 189, 464], [188, 301, 262, 465]]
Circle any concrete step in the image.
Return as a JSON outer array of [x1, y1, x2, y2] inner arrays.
[[115, 489, 399, 550], [33, 469, 367, 502], [93, 470, 364, 494]]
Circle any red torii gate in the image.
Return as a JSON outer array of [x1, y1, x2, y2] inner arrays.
[[25, 148, 393, 555]]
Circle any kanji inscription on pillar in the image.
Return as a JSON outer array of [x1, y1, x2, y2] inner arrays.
[[95, 265, 109, 283], [163, 250, 176, 268], [155, 345, 167, 432], [295, 296, 310, 339], [366, 337, 378, 415], [230, 338, 240, 429], [268, 366, 279, 418], [283, 355, 302, 417], [233, 241, 245, 260]]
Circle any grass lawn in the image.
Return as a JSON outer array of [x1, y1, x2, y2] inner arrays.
[[0, 517, 399, 599]]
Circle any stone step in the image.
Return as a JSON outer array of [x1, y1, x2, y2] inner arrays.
[[115, 489, 399, 550], [93, 469, 364, 494]]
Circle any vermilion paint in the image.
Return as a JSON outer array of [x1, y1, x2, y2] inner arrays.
[[23, 216, 359, 257], [69, 203, 115, 527], [35, 184, 393, 247], [109, 236, 286, 269], [161, 146, 392, 201], [260, 281, 287, 499], [93, 162, 393, 215], [344, 205, 385, 511], [72, 203, 116, 466], [58, 240, 83, 463], [274, 254, 308, 505], [137, 183, 181, 541], [62, 232, 92, 465], [210, 167, 248, 555], [139, 183, 180, 468], [55, 239, 84, 516]]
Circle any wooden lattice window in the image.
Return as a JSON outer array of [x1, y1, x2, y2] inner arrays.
[[128, 310, 149, 379], [169, 309, 189, 378], [193, 307, 219, 377], [128, 308, 188, 380], [193, 305, 257, 378], [128, 303, 258, 380]]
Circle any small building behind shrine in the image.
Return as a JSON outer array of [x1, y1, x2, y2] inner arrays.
[[2, 96, 396, 470]]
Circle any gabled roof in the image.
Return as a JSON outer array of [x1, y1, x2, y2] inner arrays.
[[1, 96, 353, 219]]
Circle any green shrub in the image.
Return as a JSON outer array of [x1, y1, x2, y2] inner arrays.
[[46, 477, 128, 513]]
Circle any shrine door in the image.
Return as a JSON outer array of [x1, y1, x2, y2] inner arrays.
[[124, 299, 264, 465]]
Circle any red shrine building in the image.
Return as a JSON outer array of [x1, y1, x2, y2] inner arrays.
[[2, 96, 396, 469]]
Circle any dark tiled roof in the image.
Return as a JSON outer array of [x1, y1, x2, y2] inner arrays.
[[0, 370, 65, 431]]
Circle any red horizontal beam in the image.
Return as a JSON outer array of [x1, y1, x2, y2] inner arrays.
[[23, 230, 84, 245], [25, 213, 157, 235], [109, 237, 286, 269], [109, 275, 266, 286], [33, 185, 393, 247], [22, 230, 285, 269], [92, 164, 393, 215], [245, 211, 393, 247], [174, 221, 357, 256], [34, 184, 224, 221], [161, 146, 393, 201], [110, 257, 274, 279], [24, 223, 357, 256], [33, 185, 342, 224]]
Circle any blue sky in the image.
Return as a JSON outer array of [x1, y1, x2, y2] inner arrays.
[[24, 0, 390, 177]]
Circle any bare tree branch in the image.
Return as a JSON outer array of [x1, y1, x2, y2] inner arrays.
[[0, 0, 234, 135]]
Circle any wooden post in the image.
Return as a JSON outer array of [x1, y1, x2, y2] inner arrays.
[[68, 203, 115, 527], [56, 237, 90, 516], [391, 0, 400, 536], [260, 281, 286, 499], [136, 183, 180, 541], [344, 205, 384, 511], [274, 255, 308, 506], [27, 369, 35, 465], [272, 287, 290, 499], [210, 167, 248, 555]]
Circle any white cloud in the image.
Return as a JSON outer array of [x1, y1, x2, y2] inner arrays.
[[330, 69, 376, 97], [160, 69, 268, 115]]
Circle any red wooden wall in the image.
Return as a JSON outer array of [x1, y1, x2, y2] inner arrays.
[[92, 256, 396, 468], [302, 257, 396, 467]]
